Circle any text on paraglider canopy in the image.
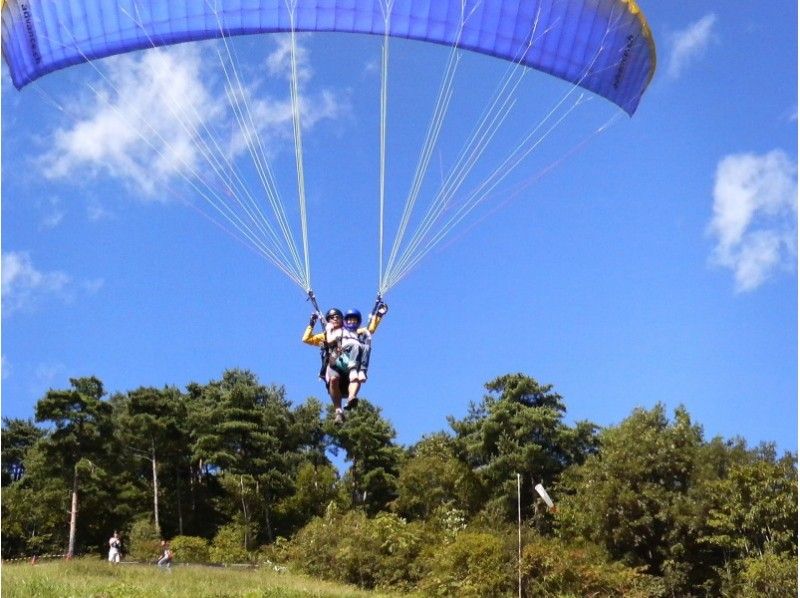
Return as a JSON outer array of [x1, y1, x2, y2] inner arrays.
[[613, 34, 636, 90], [21, 3, 43, 65]]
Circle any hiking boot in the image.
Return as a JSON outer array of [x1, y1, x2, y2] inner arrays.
[[344, 396, 359, 410], [334, 408, 345, 424]]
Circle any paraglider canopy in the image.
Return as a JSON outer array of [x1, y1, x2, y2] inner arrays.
[[2, 0, 655, 115], [2, 0, 656, 301]]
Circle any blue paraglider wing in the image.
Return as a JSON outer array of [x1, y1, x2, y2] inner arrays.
[[2, 0, 655, 114]]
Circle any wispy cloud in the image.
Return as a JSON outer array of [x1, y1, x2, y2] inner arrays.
[[87, 199, 114, 222], [2, 251, 71, 314], [37, 196, 66, 230], [668, 14, 717, 79], [707, 150, 797, 292], [266, 34, 313, 84], [39, 38, 348, 200], [363, 58, 380, 76], [226, 35, 348, 158], [82, 279, 106, 294], [40, 44, 222, 196], [34, 362, 68, 386], [1, 251, 106, 315]]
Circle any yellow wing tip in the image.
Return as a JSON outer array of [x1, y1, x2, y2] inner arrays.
[[624, 0, 658, 86]]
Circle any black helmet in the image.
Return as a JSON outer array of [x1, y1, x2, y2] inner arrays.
[[344, 309, 362, 330], [326, 308, 343, 320]]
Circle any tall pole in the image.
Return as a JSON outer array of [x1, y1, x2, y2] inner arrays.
[[152, 442, 161, 536], [517, 473, 522, 598], [67, 465, 78, 558]]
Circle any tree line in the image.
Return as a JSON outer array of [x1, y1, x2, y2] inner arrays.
[[2, 370, 796, 596]]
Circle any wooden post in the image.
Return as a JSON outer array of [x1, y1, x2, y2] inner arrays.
[[152, 445, 161, 536], [517, 473, 522, 598]]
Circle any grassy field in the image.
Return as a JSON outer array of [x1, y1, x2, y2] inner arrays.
[[1, 558, 417, 598]]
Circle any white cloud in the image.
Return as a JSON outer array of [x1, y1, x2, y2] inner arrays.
[[266, 34, 313, 84], [83, 279, 106, 294], [40, 38, 348, 201], [2, 251, 71, 314], [668, 14, 717, 79], [87, 200, 114, 222], [40, 210, 65, 229], [226, 36, 348, 158], [363, 58, 380, 76], [1, 252, 105, 315], [34, 362, 67, 386], [34, 37, 348, 276], [41, 44, 222, 197], [37, 196, 66, 230], [2, 355, 11, 381], [707, 150, 797, 292]]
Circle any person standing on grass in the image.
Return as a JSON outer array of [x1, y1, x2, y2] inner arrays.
[[108, 531, 122, 563]]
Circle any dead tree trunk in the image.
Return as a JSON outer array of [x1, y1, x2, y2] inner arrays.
[[67, 465, 78, 558], [151, 441, 160, 536]]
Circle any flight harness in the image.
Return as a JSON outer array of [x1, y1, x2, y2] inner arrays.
[[307, 290, 383, 382]]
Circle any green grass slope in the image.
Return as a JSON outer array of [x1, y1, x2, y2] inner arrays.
[[1, 559, 418, 598]]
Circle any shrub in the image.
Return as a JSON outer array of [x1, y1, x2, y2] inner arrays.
[[352, 512, 428, 590], [283, 511, 342, 580], [522, 537, 665, 597], [419, 530, 514, 597], [256, 536, 291, 571], [285, 509, 429, 590], [721, 552, 798, 598], [127, 519, 160, 562], [425, 506, 468, 540], [169, 535, 209, 564], [209, 523, 252, 565]]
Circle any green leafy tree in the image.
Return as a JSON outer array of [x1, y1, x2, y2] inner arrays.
[[209, 522, 252, 564], [127, 518, 161, 561], [169, 535, 210, 563], [449, 373, 598, 521], [521, 537, 665, 597], [1, 418, 44, 486], [723, 551, 798, 597], [189, 370, 273, 544], [703, 445, 797, 559], [270, 396, 334, 534], [114, 386, 185, 535], [330, 400, 403, 514], [275, 462, 341, 531], [0, 442, 71, 557], [153, 389, 195, 537], [393, 433, 483, 520], [34, 376, 114, 557], [420, 530, 514, 597], [187, 369, 320, 543], [286, 507, 429, 590], [556, 404, 715, 594]]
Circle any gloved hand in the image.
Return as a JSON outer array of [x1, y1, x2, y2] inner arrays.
[[376, 303, 389, 316], [309, 313, 319, 326]]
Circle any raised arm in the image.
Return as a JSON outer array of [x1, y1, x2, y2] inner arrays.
[[366, 303, 389, 334], [302, 313, 325, 346]]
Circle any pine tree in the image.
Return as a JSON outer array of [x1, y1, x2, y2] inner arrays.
[[448, 373, 598, 521], [114, 385, 185, 536], [331, 400, 403, 514], [34, 376, 114, 557], [1, 417, 44, 485]]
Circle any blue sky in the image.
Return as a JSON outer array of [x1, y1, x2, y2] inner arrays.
[[2, 1, 797, 455]]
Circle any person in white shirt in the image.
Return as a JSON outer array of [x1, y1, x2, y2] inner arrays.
[[108, 531, 122, 563]]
